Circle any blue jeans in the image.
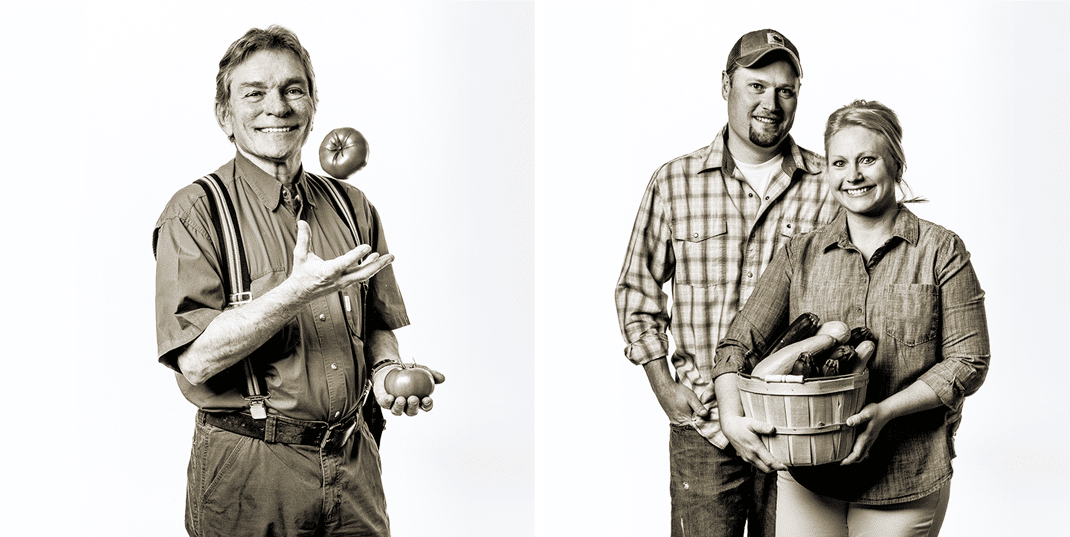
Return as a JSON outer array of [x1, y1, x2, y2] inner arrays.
[[669, 424, 776, 537]]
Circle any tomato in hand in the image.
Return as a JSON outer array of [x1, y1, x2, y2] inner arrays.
[[384, 365, 435, 398]]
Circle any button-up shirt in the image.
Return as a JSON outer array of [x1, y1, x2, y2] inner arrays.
[[154, 153, 409, 423], [712, 206, 990, 503], [615, 126, 840, 444]]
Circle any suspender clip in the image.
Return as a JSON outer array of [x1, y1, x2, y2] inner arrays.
[[246, 395, 269, 420]]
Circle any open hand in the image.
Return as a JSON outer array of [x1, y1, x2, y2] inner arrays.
[[290, 220, 393, 300]]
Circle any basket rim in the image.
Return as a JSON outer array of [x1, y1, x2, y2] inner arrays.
[[736, 369, 869, 395]]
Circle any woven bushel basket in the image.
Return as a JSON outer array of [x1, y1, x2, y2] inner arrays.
[[737, 369, 869, 466]]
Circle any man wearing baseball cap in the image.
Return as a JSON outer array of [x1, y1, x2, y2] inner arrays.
[[616, 29, 839, 537]]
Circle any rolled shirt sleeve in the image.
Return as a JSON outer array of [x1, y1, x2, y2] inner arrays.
[[615, 172, 675, 366], [917, 232, 990, 411]]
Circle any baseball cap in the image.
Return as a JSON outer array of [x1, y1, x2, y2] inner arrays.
[[726, 29, 802, 77]]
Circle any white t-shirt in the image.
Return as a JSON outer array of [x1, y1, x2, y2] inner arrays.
[[734, 155, 784, 197]]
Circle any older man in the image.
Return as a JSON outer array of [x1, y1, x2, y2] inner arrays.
[[615, 29, 839, 537], [153, 26, 443, 536]]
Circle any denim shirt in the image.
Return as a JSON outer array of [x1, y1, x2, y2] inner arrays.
[[712, 205, 990, 504]]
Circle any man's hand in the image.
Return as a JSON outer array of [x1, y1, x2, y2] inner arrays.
[[643, 358, 709, 424], [373, 364, 446, 416], [289, 220, 393, 301]]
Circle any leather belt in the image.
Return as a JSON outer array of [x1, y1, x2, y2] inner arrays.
[[200, 410, 361, 451]]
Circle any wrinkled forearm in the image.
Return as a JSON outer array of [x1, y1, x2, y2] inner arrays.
[[367, 328, 401, 364], [177, 278, 306, 385]]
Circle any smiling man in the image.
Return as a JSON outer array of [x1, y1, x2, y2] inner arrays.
[[615, 29, 840, 537], [153, 26, 443, 537]]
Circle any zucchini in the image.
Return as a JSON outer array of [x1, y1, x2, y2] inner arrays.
[[815, 321, 851, 344], [847, 327, 874, 348], [763, 313, 821, 359], [751, 333, 838, 377], [847, 340, 876, 374]]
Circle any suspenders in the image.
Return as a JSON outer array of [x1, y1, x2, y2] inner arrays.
[[194, 172, 371, 421]]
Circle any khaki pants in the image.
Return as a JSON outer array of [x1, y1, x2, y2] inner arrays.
[[185, 412, 389, 537], [775, 470, 950, 537]]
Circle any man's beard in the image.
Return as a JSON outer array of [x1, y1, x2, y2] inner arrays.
[[749, 125, 785, 148]]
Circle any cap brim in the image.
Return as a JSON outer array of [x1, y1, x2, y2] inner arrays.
[[735, 49, 803, 78]]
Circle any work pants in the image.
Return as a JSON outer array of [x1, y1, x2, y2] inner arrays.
[[185, 412, 389, 537], [669, 424, 777, 537]]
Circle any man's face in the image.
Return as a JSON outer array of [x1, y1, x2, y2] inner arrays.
[[218, 49, 314, 173], [722, 60, 799, 153]]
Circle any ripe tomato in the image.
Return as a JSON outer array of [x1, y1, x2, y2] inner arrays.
[[384, 365, 435, 398], [319, 127, 369, 179]]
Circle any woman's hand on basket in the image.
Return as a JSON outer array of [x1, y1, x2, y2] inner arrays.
[[721, 414, 788, 473], [841, 381, 945, 465], [840, 402, 890, 465]]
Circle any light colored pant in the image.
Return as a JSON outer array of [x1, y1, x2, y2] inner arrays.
[[775, 470, 950, 537]]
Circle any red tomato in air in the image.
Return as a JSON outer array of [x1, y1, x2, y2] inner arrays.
[[319, 127, 369, 179], [384, 366, 435, 398]]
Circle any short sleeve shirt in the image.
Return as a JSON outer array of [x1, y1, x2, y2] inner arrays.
[[153, 153, 409, 422]]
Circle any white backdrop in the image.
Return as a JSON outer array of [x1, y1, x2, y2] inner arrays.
[[537, 1, 1070, 536], [4, 1, 532, 536], [4, 1, 1070, 536]]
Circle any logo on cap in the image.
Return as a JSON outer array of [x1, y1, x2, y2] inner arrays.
[[767, 32, 784, 47]]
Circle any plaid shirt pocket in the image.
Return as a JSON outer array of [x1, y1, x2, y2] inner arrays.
[[672, 217, 729, 286]]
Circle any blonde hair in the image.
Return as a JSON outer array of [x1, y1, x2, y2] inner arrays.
[[824, 99, 927, 203]]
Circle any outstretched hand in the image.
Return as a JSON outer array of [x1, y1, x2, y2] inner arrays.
[[290, 220, 393, 300]]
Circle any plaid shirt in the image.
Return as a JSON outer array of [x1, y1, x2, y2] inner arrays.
[[712, 206, 990, 503], [615, 126, 839, 445]]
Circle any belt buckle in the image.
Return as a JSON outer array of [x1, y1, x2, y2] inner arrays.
[[321, 420, 357, 451]]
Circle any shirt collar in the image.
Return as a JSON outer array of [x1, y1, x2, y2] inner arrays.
[[818, 203, 921, 250], [233, 152, 314, 211], [700, 125, 820, 179]]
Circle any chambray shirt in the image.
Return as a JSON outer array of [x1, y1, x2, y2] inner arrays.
[[153, 153, 409, 423], [615, 126, 840, 444], [712, 206, 990, 504]]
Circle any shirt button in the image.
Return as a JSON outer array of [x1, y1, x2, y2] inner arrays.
[[319, 314, 327, 321], [331, 363, 338, 370], [748, 193, 754, 198], [747, 271, 753, 278], [856, 308, 863, 314], [693, 232, 699, 239]]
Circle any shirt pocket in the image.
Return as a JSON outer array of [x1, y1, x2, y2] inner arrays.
[[882, 283, 939, 346], [672, 217, 729, 286], [341, 281, 368, 341]]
